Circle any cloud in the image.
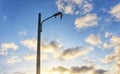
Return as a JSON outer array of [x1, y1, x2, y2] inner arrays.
[[85, 34, 102, 45], [102, 53, 115, 63], [109, 3, 120, 21], [55, 46, 94, 60], [51, 66, 68, 72], [105, 32, 113, 38], [0, 49, 8, 55], [114, 63, 120, 74], [50, 65, 94, 74], [20, 39, 61, 53], [56, 0, 93, 15], [11, 72, 26, 74], [42, 39, 62, 53], [103, 43, 113, 49], [1, 42, 18, 51], [64, 5, 74, 14], [24, 54, 36, 61], [82, 3, 93, 14], [103, 35, 120, 62], [70, 65, 94, 73], [110, 35, 120, 44], [93, 69, 107, 74], [56, 0, 95, 30], [103, 35, 120, 50], [102, 35, 120, 73], [50, 65, 107, 74], [2, 15, 8, 22], [75, 14, 98, 30], [24, 53, 47, 61], [18, 30, 27, 36], [8, 56, 21, 64], [20, 39, 37, 50], [0, 42, 18, 55]]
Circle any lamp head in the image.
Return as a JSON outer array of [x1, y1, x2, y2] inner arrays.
[[53, 12, 63, 19]]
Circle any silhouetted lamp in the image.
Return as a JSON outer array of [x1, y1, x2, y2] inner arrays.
[[36, 12, 63, 74]]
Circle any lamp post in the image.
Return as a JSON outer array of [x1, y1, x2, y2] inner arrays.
[[36, 12, 63, 74]]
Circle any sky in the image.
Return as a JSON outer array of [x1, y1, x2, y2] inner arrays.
[[0, 0, 120, 74]]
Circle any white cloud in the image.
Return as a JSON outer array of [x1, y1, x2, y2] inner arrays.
[[103, 35, 120, 61], [1, 42, 18, 51], [105, 32, 113, 38], [18, 30, 27, 36], [56, 0, 93, 15], [20, 39, 37, 50], [103, 53, 115, 63], [64, 5, 74, 14], [83, 3, 93, 14], [24, 54, 36, 61], [110, 35, 120, 44], [109, 3, 120, 21], [103, 35, 120, 50], [103, 43, 113, 49], [8, 56, 21, 64], [102, 35, 120, 73], [0, 42, 18, 55], [85, 34, 102, 45], [75, 14, 98, 30], [24, 53, 47, 61]]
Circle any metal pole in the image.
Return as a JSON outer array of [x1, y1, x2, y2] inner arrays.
[[36, 13, 41, 74], [36, 12, 62, 74]]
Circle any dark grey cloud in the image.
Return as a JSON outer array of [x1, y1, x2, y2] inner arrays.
[[93, 69, 107, 74], [71, 65, 94, 73], [51, 65, 107, 74]]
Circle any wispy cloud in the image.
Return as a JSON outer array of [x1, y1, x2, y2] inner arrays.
[[8, 56, 21, 64], [75, 14, 98, 30], [105, 32, 113, 38], [2, 15, 8, 22], [20, 39, 37, 51], [18, 30, 27, 36], [24, 53, 47, 62], [85, 34, 102, 45], [103, 42, 113, 49], [24, 54, 36, 61]]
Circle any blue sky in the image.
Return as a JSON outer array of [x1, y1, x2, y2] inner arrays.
[[0, 0, 120, 74]]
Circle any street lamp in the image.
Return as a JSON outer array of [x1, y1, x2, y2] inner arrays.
[[36, 12, 63, 74]]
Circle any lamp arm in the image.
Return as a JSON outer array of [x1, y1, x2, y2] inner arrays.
[[41, 12, 63, 23], [41, 15, 54, 24]]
